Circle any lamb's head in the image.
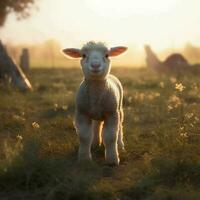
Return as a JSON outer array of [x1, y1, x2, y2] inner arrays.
[[63, 41, 127, 80]]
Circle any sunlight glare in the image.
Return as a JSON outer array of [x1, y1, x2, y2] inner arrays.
[[85, 0, 179, 19]]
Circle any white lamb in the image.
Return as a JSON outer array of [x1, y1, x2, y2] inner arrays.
[[62, 41, 127, 165]]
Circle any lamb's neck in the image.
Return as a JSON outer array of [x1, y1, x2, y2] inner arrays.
[[84, 78, 108, 89]]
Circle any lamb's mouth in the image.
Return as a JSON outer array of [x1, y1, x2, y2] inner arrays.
[[91, 69, 101, 74]]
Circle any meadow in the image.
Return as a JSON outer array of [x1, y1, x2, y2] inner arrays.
[[1, 66, 200, 200]]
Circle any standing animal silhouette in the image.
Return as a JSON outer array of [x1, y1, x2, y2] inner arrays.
[[62, 41, 127, 165]]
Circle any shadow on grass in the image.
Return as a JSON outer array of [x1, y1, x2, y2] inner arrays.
[[120, 156, 200, 200], [0, 136, 119, 200], [0, 137, 89, 199]]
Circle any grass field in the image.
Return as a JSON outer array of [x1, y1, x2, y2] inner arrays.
[[1, 67, 200, 200]]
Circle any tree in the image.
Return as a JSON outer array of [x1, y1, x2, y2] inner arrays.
[[0, 0, 37, 90], [0, 0, 37, 26]]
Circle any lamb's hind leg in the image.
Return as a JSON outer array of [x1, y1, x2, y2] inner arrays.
[[92, 120, 103, 146], [118, 109, 125, 151], [103, 112, 120, 165], [75, 111, 93, 161]]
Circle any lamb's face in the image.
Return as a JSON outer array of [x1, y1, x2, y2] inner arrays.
[[80, 48, 110, 80], [62, 42, 127, 80]]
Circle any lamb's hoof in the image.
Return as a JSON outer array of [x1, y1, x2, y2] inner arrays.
[[92, 142, 102, 150], [120, 148, 126, 153], [102, 165, 115, 177], [78, 154, 92, 164], [92, 140, 102, 147], [118, 141, 125, 152], [106, 163, 119, 167], [105, 158, 119, 166], [78, 158, 92, 167]]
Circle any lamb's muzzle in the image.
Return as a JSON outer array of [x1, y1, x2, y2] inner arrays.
[[62, 41, 127, 165]]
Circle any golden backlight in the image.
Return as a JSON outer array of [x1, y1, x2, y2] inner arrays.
[[85, 0, 179, 18], [0, 0, 200, 66]]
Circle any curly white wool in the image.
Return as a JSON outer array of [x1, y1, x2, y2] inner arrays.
[[62, 41, 127, 165]]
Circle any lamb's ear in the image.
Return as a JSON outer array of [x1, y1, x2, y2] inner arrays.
[[109, 46, 128, 57], [62, 48, 81, 58]]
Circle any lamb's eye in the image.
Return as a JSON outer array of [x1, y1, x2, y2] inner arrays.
[[82, 54, 86, 59], [105, 54, 109, 58]]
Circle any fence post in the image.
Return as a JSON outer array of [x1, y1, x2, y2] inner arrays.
[[0, 41, 32, 91], [20, 48, 30, 72]]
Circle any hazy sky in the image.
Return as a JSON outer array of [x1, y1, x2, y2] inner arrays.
[[0, 0, 200, 50]]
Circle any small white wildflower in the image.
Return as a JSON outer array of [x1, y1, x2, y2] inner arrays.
[[168, 95, 182, 108], [54, 103, 58, 111], [17, 134, 23, 140], [32, 122, 40, 129], [168, 105, 173, 111], [159, 82, 165, 88], [154, 92, 160, 97], [148, 94, 154, 100], [62, 105, 68, 110], [128, 96, 132, 103], [185, 113, 194, 119], [139, 93, 145, 101], [180, 132, 188, 138], [13, 115, 25, 122], [192, 83, 198, 91], [175, 83, 185, 92]]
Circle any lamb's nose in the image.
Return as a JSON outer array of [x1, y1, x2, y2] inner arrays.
[[91, 63, 100, 70]]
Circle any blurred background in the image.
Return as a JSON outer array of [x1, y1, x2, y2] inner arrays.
[[0, 0, 200, 68], [1, 1, 200, 199]]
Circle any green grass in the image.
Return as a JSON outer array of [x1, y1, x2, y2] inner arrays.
[[1, 67, 200, 199]]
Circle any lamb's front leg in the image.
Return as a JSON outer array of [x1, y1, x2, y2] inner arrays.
[[103, 112, 120, 165], [75, 111, 92, 162], [92, 120, 103, 146]]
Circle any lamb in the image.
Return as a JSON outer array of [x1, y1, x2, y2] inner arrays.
[[62, 41, 127, 165]]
